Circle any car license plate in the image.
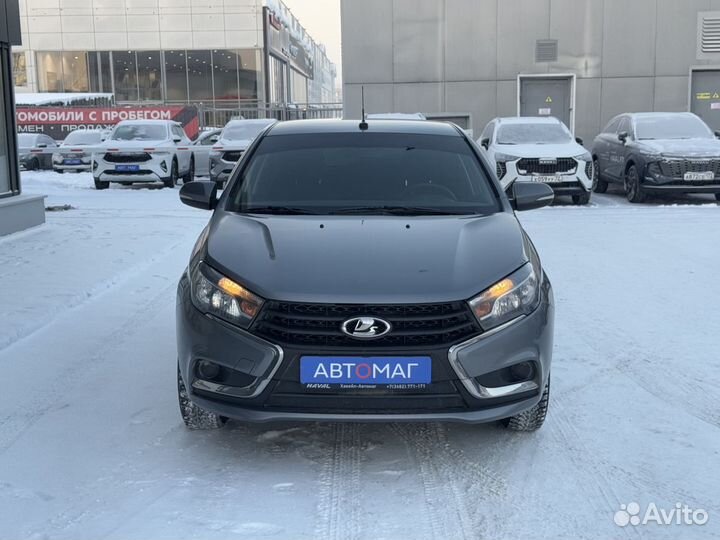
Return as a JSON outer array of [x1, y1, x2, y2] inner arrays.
[[684, 171, 714, 181], [115, 164, 140, 172], [300, 356, 431, 386], [533, 175, 562, 183], [64, 159, 82, 165]]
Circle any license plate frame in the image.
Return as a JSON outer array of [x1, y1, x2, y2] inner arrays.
[[64, 159, 82, 165], [683, 171, 714, 181], [300, 356, 432, 386], [532, 175, 562, 183], [115, 164, 140, 172]]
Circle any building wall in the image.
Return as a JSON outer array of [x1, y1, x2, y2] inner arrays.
[[342, 0, 720, 142], [11, 0, 336, 106]]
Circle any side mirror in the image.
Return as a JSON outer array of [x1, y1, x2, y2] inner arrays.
[[180, 181, 218, 210], [173, 136, 182, 143], [511, 182, 554, 212], [210, 135, 220, 143], [714, 130, 720, 138], [480, 137, 490, 149], [575, 137, 584, 145], [618, 131, 628, 143]]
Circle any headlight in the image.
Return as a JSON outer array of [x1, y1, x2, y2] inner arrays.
[[190, 262, 264, 328], [209, 151, 222, 159], [468, 263, 540, 330], [495, 152, 519, 164], [574, 151, 592, 162]]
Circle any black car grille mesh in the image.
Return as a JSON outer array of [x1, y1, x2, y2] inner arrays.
[[659, 159, 720, 178], [251, 301, 481, 348], [585, 160, 593, 178], [222, 151, 244, 162], [517, 157, 576, 175], [496, 161, 507, 179], [104, 153, 152, 163]]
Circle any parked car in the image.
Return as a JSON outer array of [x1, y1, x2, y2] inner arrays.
[[92, 120, 194, 190], [17, 133, 57, 170], [52, 129, 104, 173], [191, 129, 221, 177], [209, 119, 277, 187], [478, 117, 593, 205], [176, 119, 555, 432], [591, 112, 720, 203]]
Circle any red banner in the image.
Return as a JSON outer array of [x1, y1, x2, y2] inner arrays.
[[16, 106, 200, 140]]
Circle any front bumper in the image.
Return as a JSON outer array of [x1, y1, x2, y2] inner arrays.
[[95, 153, 172, 183], [643, 174, 720, 194], [176, 274, 554, 423], [500, 159, 592, 195], [209, 156, 237, 183]]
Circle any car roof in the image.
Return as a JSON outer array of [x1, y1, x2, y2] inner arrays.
[[494, 116, 562, 125], [266, 119, 461, 137], [115, 120, 175, 125], [627, 112, 699, 120]]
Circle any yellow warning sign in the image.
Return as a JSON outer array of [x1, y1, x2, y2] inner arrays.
[[697, 92, 711, 100], [713, 92, 719, 99], [545, 96, 553, 103]]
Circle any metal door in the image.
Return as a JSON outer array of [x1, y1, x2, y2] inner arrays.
[[691, 69, 720, 131], [520, 77, 572, 128]]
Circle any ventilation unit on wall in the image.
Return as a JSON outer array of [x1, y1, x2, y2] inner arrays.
[[698, 12, 720, 59], [535, 40, 558, 63]]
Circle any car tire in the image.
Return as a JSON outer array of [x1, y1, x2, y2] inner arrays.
[[183, 157, 195, 184], [572, 192, 591, 205], [94, 178, 109, 190], [715, 193, 720, 202], [177, 366, 227, 430], [592, 159, 608, 193], [504, 377, 550, 432], [26, 158, 40, 171], [56, 169, 64, 174], [625, 164, 647, 204], [163, 160, 178, 188]]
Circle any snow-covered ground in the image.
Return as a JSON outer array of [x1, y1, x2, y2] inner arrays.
[[1, 171, 719, 539]]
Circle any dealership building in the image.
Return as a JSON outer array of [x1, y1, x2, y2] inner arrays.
[[11, 0, 337, 110], [342, 0, 720, 143]]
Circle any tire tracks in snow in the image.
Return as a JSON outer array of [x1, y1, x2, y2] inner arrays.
[[391, 422, 503, 540], [314, 423, 362, 540]]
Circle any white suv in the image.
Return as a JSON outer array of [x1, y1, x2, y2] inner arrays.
[[478, 117, 593, 205], [93, 120, 194, 190]]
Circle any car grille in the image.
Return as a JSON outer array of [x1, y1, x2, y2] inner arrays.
[[222, 151, 244, 162], [585, 161, 593, 178], [104, 152, 152, 163], [517, 157, 576, 175], [658, 159, 720, 178], [251, 301, 482, 348]]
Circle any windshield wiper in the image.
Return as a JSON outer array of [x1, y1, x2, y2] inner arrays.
[[331, 206, 472, 216], [241, 206, 319, 215]]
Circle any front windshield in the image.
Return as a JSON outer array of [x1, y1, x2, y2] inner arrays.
[[222, 122, 271, 141], [228, 133, 499, 216], [63, 130, 101, 145], [497, 123, 572, 144], [635, 115, 713, 140], [111, 124, 168, 141]]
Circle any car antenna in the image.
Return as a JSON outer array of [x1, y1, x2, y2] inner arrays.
[[359, 86, 368, 131]]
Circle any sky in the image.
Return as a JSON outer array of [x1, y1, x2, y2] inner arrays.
[[281, 0, 343, 89]]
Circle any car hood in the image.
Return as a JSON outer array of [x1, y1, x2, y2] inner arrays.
[[495, 142, 586, 159], [635, 138, 720, 158], [204, 212, 529, 304], [104, 139, 170, 149], [217, 138, 253, 149]]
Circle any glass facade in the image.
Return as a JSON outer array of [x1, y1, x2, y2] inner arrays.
[[290, 68, 307, 104], [36, 49, 261, 104]]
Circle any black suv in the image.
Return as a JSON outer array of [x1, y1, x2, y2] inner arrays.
[[176, 120, 555, 431], [591, 112, 720, 203]]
